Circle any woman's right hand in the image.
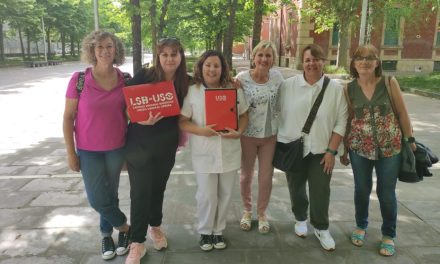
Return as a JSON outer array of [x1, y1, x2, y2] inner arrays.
[[340, 152, 350, 166], [67, 152, 80, 172], [200, 124, 219, 137], [137, 111, 164, 126]]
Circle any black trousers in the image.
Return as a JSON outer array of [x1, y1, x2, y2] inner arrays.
[[125, 129, 178, 243]]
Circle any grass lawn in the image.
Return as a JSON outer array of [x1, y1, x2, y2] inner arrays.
[[396, 73, 440, 94]]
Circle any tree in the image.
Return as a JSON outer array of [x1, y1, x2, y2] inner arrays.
[[130, 0, 142, 73], [251, 0, 263, 50], [223, 0, 238, 68]]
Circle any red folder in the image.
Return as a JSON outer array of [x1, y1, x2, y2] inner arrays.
[[123, 81, 180, 122], [205, 88, 238, 131]]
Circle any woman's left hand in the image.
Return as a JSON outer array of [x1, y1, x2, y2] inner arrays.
[[410, 142, 417, 152], [320, 153, 335, 175], [219, 128, 241, 139]]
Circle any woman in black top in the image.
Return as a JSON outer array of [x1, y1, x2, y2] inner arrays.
[[124, 38, 189, 264]]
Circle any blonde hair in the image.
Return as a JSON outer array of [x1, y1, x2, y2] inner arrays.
[[81, 30, 125, 66], [251, 40, 278, 68]]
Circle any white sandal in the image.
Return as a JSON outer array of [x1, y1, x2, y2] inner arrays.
[[258, 216, 270, 234], [240, 211, 252, 231]]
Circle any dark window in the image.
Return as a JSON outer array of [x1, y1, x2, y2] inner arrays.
[[382, 60, 397, 71], [384, 16, 399, 46], [332, 23, 339, 46], [433, 61, 440, 72], [436, 22, 440, 46]]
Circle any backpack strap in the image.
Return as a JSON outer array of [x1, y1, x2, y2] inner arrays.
[[76, 71, 86, 97], [123, 72, 131, 85]]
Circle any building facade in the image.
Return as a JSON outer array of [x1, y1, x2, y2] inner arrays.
[[262, 1, 440, 73]]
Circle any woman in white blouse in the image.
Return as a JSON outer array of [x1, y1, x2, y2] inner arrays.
[[278, 44, 347, 251], [236, 41, 284, 234]]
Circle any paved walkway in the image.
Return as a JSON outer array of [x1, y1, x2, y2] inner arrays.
[[0, 61, 439, 263]]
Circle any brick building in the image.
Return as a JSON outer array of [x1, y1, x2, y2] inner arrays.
[[261, 1, 440, 73]]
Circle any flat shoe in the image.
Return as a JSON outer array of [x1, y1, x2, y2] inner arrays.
[[379, 238, 395, 256], [351, 229, 366, 247], [258, 216, 270, 234]]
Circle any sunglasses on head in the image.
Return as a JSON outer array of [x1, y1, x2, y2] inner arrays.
[[158, 37, 180, 43]]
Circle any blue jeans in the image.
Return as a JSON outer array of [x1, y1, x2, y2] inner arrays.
[[78, 147, 127, 236], [349, 151, 400, 238]]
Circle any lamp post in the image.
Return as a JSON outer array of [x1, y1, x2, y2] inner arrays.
[[359, 0, 368, 45], [93, 0, 99, 30], [41, 17, 47, 62]]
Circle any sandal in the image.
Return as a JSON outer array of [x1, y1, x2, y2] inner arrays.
[[258, 216, 270, 234], [379, 238, 395, 256], [240, 211, 252, 231], [350, 229, 366, 247]]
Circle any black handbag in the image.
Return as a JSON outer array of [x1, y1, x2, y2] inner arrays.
[[384, 76, 418, 183], [273, 76, 330, 172]]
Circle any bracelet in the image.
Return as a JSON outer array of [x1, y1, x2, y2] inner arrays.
[[325, 147, 338, 156], [403, 136, 415, 143]]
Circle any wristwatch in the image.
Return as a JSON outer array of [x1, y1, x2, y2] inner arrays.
[[325, 147, 338, 156], [403, 136, 416, 143]]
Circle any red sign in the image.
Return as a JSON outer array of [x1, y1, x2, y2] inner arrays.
[[205, 88, 238, 131], [123, 81, 180, 122]]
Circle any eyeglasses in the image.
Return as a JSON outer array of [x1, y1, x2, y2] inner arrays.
[[354, 55, 377, 61]]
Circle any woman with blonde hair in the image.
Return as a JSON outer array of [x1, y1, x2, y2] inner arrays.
[[236, 40, 284, 233]]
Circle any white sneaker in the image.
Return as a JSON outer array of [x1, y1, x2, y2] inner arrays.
[[314, 229, 335, 251], [294, 220, 308, 237], [125, 242, 147, 264]]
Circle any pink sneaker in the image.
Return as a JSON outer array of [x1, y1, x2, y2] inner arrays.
[[125, 242, 146, 264], [149, 226, 168, 250]]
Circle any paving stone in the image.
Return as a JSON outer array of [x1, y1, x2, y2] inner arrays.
[[38, 207, 98, 229], [20, 178, 80, 192], [0, 207, 48, 228], [0, 166, 23, 175], [0, 256, 76, 264], [0, 229, 57, 257], [30, 191, 86, 207], [0, 178, 30, 191], [0, 192, 38, 209], [164, 251, 245, 264]]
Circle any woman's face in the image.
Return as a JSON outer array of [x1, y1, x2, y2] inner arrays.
[[94, 37, 115, 66], [202, 55, 222, 88], [159, 46, 182, 78], [302, 49, 325, 76], [253, 47, 274, 71], [353, 51, 379, 76]]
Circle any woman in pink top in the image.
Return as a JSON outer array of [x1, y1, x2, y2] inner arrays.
[[62, 30, 130, 261]]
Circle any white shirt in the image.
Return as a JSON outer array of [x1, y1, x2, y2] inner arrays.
[[277, 75, 347, 157], [236, 69, 284, 138], [181, 84, 249, 173]]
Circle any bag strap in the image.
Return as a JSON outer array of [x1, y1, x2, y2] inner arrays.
[[384, 75, 398, 118], [76, 71, 131, 97], [76, 71, 86, 97], [302, 76, 330, 135]]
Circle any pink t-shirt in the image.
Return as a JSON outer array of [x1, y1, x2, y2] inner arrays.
[[66, 67, 127, 151]]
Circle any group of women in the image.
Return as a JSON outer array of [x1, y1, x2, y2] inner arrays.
[[63, 30, 414, 263]]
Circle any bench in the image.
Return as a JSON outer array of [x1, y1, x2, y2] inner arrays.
[[24, 61, 48, 67], [48, 60, 62, 66]]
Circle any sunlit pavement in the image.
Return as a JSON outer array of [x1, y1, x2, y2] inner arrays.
[[0, 60, 439, 263]]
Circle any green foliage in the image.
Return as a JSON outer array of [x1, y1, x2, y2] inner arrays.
[[324, 65, 348, 74], [396, 73, 440, 93]]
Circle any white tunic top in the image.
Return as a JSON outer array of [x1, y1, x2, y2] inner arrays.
[[181, 84, 249, 173], [277, 75, 348, 157], [236, 69, 284, 138]]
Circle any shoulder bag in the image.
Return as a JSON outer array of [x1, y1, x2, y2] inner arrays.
[[384, 76, 418, 183], [273, 76, 330, 172]]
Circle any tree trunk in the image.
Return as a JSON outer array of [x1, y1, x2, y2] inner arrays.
[[252, 0, 263, 50], [131, 0, 142, 74], [150, 0, 157, 66], [35, 41, 40, 58], [223, 0, 238, 70], [61, 32, 66, 58], [26, 29, 31, 59], [70, 35, 75, 56], [157, 0, 170, 40], [336, 19, 349, 69], [46, 27, 51, 59], [18, 26, 25, 60], [215, 32, 222, 51], [0, 21, 4, 61]]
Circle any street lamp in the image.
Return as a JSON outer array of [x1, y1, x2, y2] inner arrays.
[[359, 0, 368, 45], [94, 0, 99, 30]]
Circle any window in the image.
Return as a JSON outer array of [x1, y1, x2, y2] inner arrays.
[[331, 23, 339, 46], [433, 61, 440, 72], [382, 60, 397, 71], [384, 16, 399, 46], [436, 22, 440, 46]]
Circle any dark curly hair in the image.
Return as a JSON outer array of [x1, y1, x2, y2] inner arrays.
[[193, 50, 233, 88]]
